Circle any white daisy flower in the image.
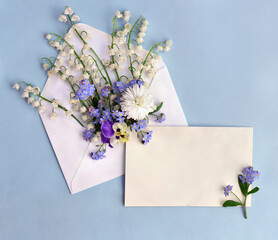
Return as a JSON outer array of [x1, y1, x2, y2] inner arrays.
[[120, 85, 155, 120]]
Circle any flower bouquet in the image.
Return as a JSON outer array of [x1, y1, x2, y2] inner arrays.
[[13, 6, 172, 160]]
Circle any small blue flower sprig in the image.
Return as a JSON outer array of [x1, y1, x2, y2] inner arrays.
[[223, 166, 260, 219]]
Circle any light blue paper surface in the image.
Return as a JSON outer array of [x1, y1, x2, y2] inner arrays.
[[0, 0, 278, 239]]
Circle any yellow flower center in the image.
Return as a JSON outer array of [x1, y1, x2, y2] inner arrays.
[[135, 96, 144, 106]]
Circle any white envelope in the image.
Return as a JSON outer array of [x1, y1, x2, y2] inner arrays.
[[125, 127, 253, 207], [39, 23, 188, 194]]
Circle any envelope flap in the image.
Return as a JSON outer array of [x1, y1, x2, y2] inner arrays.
[[150, 66, 187, 126], [40, 114, 90, 189]]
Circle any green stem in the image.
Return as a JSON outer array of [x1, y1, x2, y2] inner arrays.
[[48, 59, 89, 110], [231, 191, 243, 204], [88, 55, 108, 85], [73, 29, 112, 86], [111, 17, 121, 81], [49, 32, 100, 99], [243, 196, 248, 219], [127, 17, 142, 78], [38, 94, 84, 127], [138, 42, 164, 79]]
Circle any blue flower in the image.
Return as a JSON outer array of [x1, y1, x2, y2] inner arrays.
[[99, 110, 112, 123], [129, 79, 144, 88], [98, 100, 104, 110], [131, 123, 139, 131], [155, 113, 166, 123], [224, 185, 233, 197], [83, 128, 94, 141], [239, 175, 245, 183], [240, 166, 260, 184], [117, 116, 125, 123], [142, 131, 152, 145], [112, 81, 127, 94], [100, 86, 110, 97], [89, 107, 101, 118], [73, 79, 95, 100], [130, 119, 149, 132], [112, 110, 125, 118], [90, 150, 106, 160], [138, 120, 147, 130]]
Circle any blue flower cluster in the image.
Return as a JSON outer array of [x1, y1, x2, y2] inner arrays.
[[112, 110, 125, 123], [224, 185, 233, 197], [89, 107, 101, 118], [155, 113, 166, 123], [99, 110, 112, 123], [239, 166, 260, 184], [112, 79, 144, 94], [129, 79, 144, 87], [131, 119, 149, 132], [83, 128, 94, 141], [112, 80, 128, 94], [142, 131, 152, 145], [73, 79, 95, 100], [90, 150, 106, 160], [100, 86, 110, 97]]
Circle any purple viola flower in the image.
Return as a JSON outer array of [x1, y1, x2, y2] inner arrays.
[[100, 120, 114, 148]]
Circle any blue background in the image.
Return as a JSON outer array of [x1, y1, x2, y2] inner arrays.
[[1, 0, 277, 239]]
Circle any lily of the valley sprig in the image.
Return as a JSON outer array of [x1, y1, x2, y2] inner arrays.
[[223, 166, 260, 219], [13, 6, 172, 160]]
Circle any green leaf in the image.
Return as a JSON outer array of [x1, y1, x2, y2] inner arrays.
[[92, 97, 98, 108], [238, 175, 247, 196], [248, 187, 259, 195], [149, 102, 163, 114], [223, 200, 243, 207]]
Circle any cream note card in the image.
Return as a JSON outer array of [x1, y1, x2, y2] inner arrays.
[[125, 127, 253, 207]]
